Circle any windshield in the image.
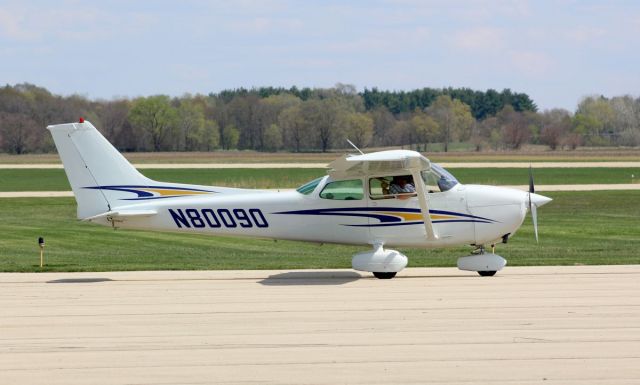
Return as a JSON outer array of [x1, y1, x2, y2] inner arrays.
[[421, 163, 459, 192], [296, 177, 323, 195]]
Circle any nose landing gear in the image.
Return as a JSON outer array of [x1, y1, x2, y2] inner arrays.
[[458, 245, 507, 277]]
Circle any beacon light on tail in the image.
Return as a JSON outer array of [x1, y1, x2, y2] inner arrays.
[[47, 120, 551, 279]]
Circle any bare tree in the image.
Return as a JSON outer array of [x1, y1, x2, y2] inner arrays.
[[0, 113, 39, 154], [279, 105, 306, 152], [539, 109, 571, 150], [497, 105, 531, 149]]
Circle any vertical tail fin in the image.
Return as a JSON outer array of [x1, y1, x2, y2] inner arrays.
[[47, 120, 151, 219]]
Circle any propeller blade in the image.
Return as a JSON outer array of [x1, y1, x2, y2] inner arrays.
[[531, 201, 539, 243], [528, 165, 535, 194], [528, 165, 539, 242]]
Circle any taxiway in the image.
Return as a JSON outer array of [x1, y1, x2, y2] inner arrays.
[[2, 266, 639, 384]]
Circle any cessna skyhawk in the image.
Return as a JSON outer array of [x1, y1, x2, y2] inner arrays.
[[48, 120, 551, 279]]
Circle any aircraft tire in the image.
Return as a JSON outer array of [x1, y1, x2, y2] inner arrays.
[[373, 272, 397, 279], [478, 271, 497, 277]]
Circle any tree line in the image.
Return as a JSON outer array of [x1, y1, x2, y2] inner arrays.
[[0, 82, 639, 154]]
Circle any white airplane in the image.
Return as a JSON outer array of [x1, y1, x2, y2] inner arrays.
[[48, 119, 551, 279]]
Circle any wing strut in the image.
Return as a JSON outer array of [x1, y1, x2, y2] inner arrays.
[[410, 169, 438, 241]]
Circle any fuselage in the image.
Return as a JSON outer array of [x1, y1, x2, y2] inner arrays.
[[92, 175, 544, 249]]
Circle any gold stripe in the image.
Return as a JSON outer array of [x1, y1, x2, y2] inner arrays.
[[430, 214, 457, 220], [375, 211, 458, 222], [143, 189, 212, 196]]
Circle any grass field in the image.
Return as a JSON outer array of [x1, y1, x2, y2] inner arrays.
[[1, 191, 638, 272], [1, 167, 638, 192], [2, 147, 640, 164]]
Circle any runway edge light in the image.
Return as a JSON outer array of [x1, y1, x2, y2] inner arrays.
[[38, 237, 45, 268]]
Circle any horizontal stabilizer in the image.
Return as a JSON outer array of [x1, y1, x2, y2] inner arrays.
[[84, 209, 157, 222]]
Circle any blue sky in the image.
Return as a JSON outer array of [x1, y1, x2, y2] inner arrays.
[[1, 0, 638, 111]]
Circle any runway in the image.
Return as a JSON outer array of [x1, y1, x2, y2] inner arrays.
[[2, 266, 640, 385]]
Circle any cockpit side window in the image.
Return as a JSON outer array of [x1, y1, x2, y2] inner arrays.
[[369, 175, 417, 200], [425, 164, 459, 192], [319, 179, 364, 200], [368, 165, 459, 198]]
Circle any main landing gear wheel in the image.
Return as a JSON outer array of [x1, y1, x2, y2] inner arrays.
[[478, 271, 497, 277], [373, 272, 397, 279]]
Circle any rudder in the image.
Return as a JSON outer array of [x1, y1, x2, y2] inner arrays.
[[47, 120, 151, 219]]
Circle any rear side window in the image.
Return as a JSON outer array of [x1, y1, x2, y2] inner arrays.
[[320, 179, 363, 200]]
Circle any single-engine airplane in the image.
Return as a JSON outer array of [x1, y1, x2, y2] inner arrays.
[[48, 120, 551, 279]]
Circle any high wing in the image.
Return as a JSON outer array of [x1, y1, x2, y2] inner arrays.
[[329, 150, 438, 241], [328, 149, 430, 178]]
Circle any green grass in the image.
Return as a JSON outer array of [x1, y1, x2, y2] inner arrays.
[[0, 169, 325, 191], [453, 167, 639, 185], [1, 167, 639, 192], [1, 191, 639, 272], [3, 147, 640, 164]]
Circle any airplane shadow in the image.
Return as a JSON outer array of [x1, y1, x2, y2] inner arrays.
[[259, 271, 363, 286], [47, 278, 113, 284]]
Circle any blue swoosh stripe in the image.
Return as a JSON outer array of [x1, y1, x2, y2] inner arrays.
[[273, 207, 496, 223], [84, 185, 216, 199], [347, 219, 494, 227]]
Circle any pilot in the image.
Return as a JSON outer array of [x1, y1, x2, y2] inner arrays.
[[389, 176, 416, 198]]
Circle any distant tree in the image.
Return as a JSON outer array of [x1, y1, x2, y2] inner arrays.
[[128, 96, 178, 151], [497, 105, 531, 150], [426, 95, 474, 152], [346, 113, 374, 148], [610, 96, 640, 146], [279, 105, 306, 152], [226, 94, 260, 150], [388, 120, 412, 147], [575, 96, 616, 145], [369, 106, 396, 146], [409, 111, 439, 152], [562, 133, 583, 150], [310, 99, 348, 152], [263, 123, 283, 151], [220, 124, 240, 150], [96, 99, 133, 150], [571, 113, 601, 147], [489, 128, 502, 151], [257, 94, 302, 151], [176, 100, 206, 151], [472, 117, 497, 152], [361, 87, 535, 119], [0, 113, 39, 154], [202, 120, 220, 151], [539, 109, 571, 150]]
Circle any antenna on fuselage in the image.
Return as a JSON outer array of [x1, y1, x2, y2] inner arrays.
[[346, 139, 364, 155]]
